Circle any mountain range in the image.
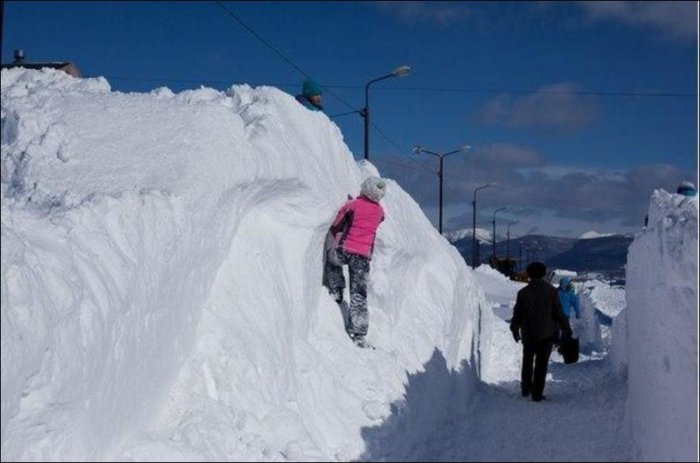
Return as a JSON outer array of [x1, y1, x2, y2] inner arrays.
[[449, 233, 634, 281]]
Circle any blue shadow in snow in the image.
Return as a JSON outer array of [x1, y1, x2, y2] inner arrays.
[[357, 348, 478, 462]]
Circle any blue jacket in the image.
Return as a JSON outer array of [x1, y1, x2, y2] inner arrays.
[[557, 287, 580, 318]]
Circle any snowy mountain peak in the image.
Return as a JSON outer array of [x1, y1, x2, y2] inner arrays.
[[578, 231, 615, 239], [445, 227, 492, 243]]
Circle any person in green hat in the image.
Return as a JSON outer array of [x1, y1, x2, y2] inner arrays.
[[296, 78, 323, 112]]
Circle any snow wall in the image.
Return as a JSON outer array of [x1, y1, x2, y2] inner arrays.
[[1, 68, 485, 461], [624, 189, 698, 461]]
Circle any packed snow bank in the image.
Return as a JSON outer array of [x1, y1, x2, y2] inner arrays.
[[624, 189, 698, 461], [577, 280, 626, 355], [470, 266, 524, 383], [1, 68, 483, 461]]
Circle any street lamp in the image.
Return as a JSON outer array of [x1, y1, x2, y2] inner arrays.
[[362, 65, 411, 161], [412, 144, 470, 234], [471, 183, 496, 268], [506, 220, 519, 260], [491, 206, 508, 260], [518, 241, 523, 272]]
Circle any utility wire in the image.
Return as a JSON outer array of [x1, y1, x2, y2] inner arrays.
[[374, 158, 434, 174], [496, 184, 619, 210], [214, 2, 307, 80], [323, 85, 697, 99], [106, 75, 236, 86], [368, 122, 437, 173], [111, 5, 430, 175], [329, 109, 361, 119], [212, 1, 440, 176], [214, 1, 358, 112], [105, 75, 696, 99]]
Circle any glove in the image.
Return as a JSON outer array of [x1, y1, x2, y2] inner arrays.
[[327, 247, 343, 266]]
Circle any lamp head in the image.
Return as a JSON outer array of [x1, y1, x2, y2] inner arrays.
[[392, 65, 412, 77], [412, 145, 424, 154]]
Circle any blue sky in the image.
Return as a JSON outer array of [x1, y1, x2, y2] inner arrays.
[[3, 1, 697, 238]]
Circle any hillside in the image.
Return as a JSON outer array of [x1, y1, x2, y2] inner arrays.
[[450, 233, 632, 279]]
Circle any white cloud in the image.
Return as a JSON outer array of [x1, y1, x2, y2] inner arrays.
[[520, 165, 627, 182], [471, 143, 547, 169], [376, 1, 472, 26], [381, 144, 695, 238], [577, 1, 698, 41], [474, 82, 601, 132]]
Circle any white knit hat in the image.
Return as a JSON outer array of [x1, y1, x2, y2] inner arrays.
[[360, 176, 386, 202]]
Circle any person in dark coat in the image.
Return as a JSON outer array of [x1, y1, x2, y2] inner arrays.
[[510, 262, 572, 402]]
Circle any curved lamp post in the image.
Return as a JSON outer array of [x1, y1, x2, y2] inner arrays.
[[412, 144, 470, 234], [362, 65, 411, 161], [491, 206, 508, 259], [506, 220, 519, 260], [472, 183, 496, 268]]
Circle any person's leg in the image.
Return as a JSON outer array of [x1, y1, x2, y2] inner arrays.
[[346, 253, 370, 339], [521, 343, 536, 396], [324, 248, 347, 302], [531, 338, 555, 401]]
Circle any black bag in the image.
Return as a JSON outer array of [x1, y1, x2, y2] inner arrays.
[[558, 336, 579, 364]]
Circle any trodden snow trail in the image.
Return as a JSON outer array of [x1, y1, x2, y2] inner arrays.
[[361, 267, 634, 462], [437, 352, 633, 462]]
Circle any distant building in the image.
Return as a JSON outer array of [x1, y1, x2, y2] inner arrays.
[[1, 49, 81, 77]]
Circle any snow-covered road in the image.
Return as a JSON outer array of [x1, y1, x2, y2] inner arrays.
[[441, 356, 631, 462], [361, 267, 633, 462]]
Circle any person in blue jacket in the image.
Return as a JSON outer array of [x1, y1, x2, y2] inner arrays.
[[676, 180, 697, 197], [296, 79, 323, 112], [557, 276, 580, 320]]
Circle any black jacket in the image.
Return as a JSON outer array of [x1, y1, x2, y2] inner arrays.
[[510, 279, 572, 343]]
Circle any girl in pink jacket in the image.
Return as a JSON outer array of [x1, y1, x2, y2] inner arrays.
[[324, 176, 386, 348]]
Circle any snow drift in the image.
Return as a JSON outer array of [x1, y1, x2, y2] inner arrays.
[[577, 279, 626, 355], [623, 189, 698, 461], [1, 68, 484, 461]]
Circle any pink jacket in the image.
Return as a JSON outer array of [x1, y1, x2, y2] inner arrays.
[[330, 196, 384, 258]]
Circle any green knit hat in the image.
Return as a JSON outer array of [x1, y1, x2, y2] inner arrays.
[[302, 79, 322, 97]]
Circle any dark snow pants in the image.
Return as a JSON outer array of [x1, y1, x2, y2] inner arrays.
[[324, 248, 370, 337], [521, 336, 555, 399]]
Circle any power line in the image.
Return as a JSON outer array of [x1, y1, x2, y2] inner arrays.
[[497, 185, 618, 210], [214, 2, 307, 80], [214, 1, 358, 112], [105, 75, 696, 99], [211, 1, 441, 176], [374, 158, 435, 174], [107, 73, 431, 172], [329, 109, 361, 119], [322, 85, 697, 99], [107, 75, 248, 87], [368, 122, 438, 173]]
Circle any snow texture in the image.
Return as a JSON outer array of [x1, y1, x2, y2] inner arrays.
[[2, 68, 697, 462], [623, 189, 698, 461], [1, 68, 483, 461]]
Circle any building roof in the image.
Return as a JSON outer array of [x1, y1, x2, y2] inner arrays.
[[1, 62, 82, 78]]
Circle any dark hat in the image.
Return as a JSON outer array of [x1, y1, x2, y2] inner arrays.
[[526, 262, 547, 280], [302, 79, 322, 97]]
